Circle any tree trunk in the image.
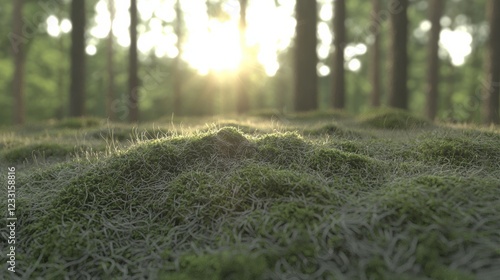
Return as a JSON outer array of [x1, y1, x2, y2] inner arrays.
[[129, 0, 139, 123], [388, 0, 409, 110], [370, 0, 381, 107], [483, 0, 500, 124], [294, 0, 318, 112], [332, 0, 346, 109], [69, 0, 86, 117], [106, 0, 115, 121], [236, 0, 250, 114], [173, 0, 183, 115], [425, 0, 445, 120], [12, 0, 25, 125]]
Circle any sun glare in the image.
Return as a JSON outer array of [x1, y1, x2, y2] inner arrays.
[[183, 20, 242, 74]]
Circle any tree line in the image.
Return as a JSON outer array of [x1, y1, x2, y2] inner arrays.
[[8, 0, 500, 125]]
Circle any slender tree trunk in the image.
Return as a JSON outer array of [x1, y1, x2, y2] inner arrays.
[[56, 36, 66, 119], [483, 0, 500, 124], [173, 0, 183, 115], [370, 0, 381, 107], [332, 0, 346, 109], [12, 0, 25, 125], [294, 0, 318, 112], [69, 0, 86, 117], [425, 0, 445, 120], [128, 0, 139, 123], [106, 0, 115, 121], [237, 0, 250, 114], [388, 0, 409, 110]]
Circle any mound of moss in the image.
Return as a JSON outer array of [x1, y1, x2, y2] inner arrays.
[[303, 123, 367, 139], [308, 148, 385, 184], [56, 117, 102, 129], [2, 142, 77, 163], [367, 175, 500, 278], [160, 249, 270, 280], [360, 109, 429, 129], [86, 126, 171, 141], [256, 132, 309, 167], [417, 134, 500, 167], [7, 122, 500, 279]]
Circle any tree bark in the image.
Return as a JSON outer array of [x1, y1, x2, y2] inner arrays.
[[69, 0, 86, 117], [129, 0, 139, 122], [370, 0, 381, 107], [294, 0, 318, 112], [332, 0, 346, 109], [388, 0, 409, 110], [106, 0, 115, 121], [425, 0, 445, 120], [483, 0, 500, 124], [12, 0, 25, 125], [236, 0, 250, 114]]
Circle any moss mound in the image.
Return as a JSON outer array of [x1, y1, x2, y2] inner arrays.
[[367, 176, 500, 278], [162, 250, 270, 280], [5, 119, 500, 279], [228, 164, 334, 203], [361, 109, 429, 129], [56, 117, 102, 129], [256, 132, 309, 167], [417, 134, 500, 166], [308, 148, 385, 183], [303, 122, 367, 139], [2, 142, 77, 163]]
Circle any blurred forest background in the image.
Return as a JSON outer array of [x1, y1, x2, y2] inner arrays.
[[1, 0, 499, 126]]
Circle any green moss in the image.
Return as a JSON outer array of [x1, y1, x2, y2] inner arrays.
[[290, 109, 350, 120], [303, 123, 366, 139], [2, 142, 76, 163], [215, 122, 259, 134], [229, 164, 332, 203], [152, 171, 233, 224], [373, 176, 500, 224], [417, 135, 500, 166], [360, 109, 429, 129], [248, 108, 283, 119], [6, 118, 500, 279], [308, 148, 384, 182], [256, 132, 309, 167], [57, 117, 102, 129], [162, 250, 269, 280]]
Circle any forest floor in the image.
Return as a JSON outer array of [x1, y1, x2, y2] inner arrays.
[[1, 108, 499, 279]]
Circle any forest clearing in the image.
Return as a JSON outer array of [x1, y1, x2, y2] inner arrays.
[[2, 0, 500, 278]]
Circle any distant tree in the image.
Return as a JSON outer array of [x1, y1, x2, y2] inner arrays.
[[11, 0, 25, 125], [332, 0, 346, 109], [236, 0, 249, 114], [173, 0, 183, 115], [483, 0, 500, 124], [106, 0, 115, 120], [294, 0, 318, 112], [425, 0, 445, 120], [69, 0, 86, 117], [128, 0, 139, 122], [388, 0, 409, 110], [370, 0, 381, 107]]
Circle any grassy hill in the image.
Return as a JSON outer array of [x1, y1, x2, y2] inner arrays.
[[1, 109, 499, 279]]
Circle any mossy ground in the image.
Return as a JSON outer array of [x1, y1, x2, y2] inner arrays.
[[0, 112, 499, 279]]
